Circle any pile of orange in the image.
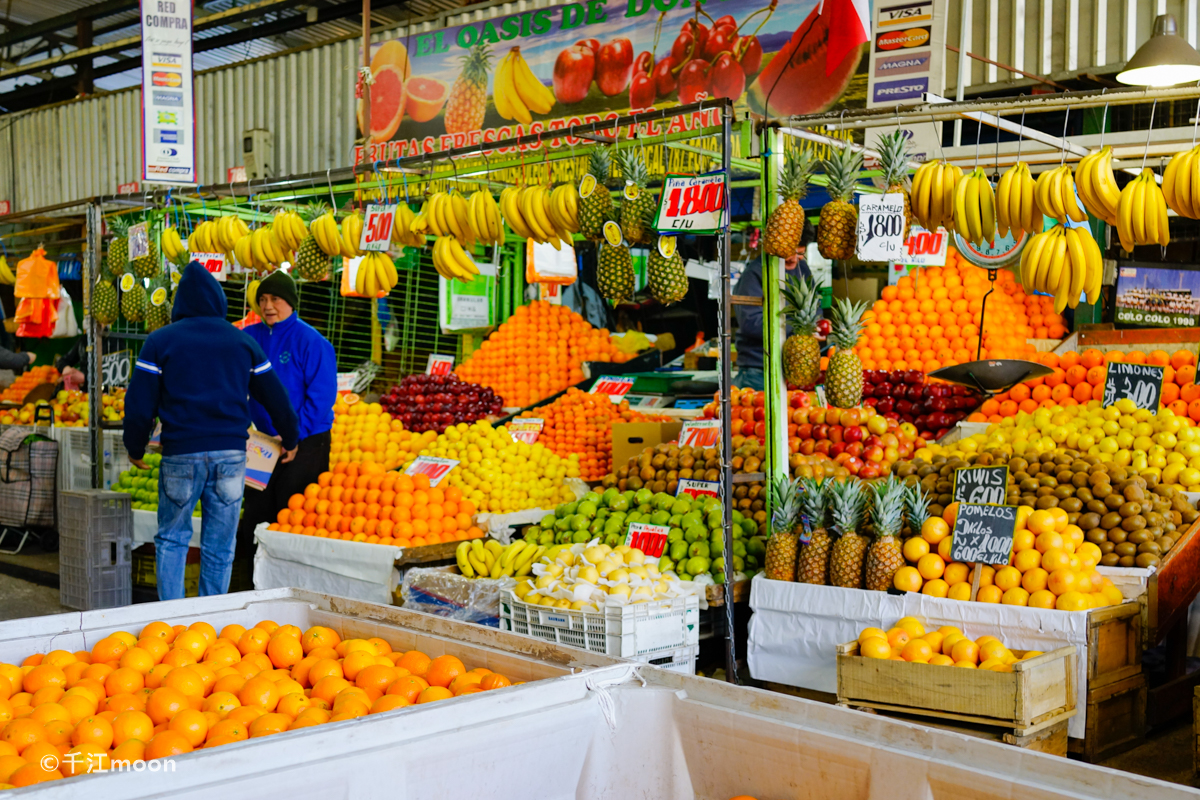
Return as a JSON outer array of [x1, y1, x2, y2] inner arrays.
[[266, 463, 484, 547], [892, 503, 1122, 610], [516, 389, 670, 480], [456, 300, 631, 409], [856, 618, 1041, 670], [0, 366, 59, 404], [330, 395, 432, 470], [0, 621, 516, 786], [969, 347, 1199, 422], [854, 249, 1063, 375]]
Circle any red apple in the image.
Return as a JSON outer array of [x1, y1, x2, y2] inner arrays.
[[809, 408, 826, 425], [677, 59, 710, 103], [553, 45, 596, 104], [630, 71, 655, 109], [797, 423, 813, 440], [844, 456, 864, 475], [735, 35, 763, 75], [843, 425, 864, 443], [826, 408, 842, 426], [829, 441, 846, 457], [858, 462, 881, 479], [845, 441, 864, 458], [575, 38, 601, 53], [840, 408, 860, 427], [828, 426, 844, 444], [814, 440, 832, 455], [596, 38, 634, 96], [812, 423, 828, 440], [799, 439, 815, 455], [884, 445, 899, 462], [634, 50, 653, 75]]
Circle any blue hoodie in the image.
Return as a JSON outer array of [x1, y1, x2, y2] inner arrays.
[[243, 313, 336, 441], [123, 262, 300, 460]]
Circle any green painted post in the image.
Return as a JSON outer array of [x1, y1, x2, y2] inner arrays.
[[762, 127, 790, 489]]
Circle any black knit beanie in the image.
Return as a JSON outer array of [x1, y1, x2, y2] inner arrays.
[[256, 269, 299, 311]]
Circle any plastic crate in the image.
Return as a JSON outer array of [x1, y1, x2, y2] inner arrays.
[[500, 592, 699, 658], [56, 428, 130, 492], [132, 544, 200, 597], [639, 644, 698, 674], [58, 490, 132, 610]]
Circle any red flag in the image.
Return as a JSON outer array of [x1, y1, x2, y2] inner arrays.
[[822, 0, 871, 76]]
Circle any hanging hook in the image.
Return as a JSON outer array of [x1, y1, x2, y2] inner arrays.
[[1142, 99, 1157, 171], [993, 107, 1002, 181], [1098, 89, 1109, 150], [1015, 101, 1027, 163], [1059, 105, 1070, 167], [326, 169, 337, 210]]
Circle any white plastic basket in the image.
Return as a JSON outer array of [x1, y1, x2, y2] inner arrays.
[[56, 428, 130, 492], [639, 644, 698, 674], [500, 591, 700, 659]]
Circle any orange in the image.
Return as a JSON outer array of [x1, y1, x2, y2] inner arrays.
[[396, 651, 431, 677], [385, 674, 429, 704], [950, 639, 980, 664], [479, 673, 511, 691], [70, 714, 114, 749], [91, 637, 128, 664], [7, 761, 62, 787], [902, 537, 929, 562], [237, 628, 270, 656], [202, 691, 240, 718], [109, 738, 146, 765], [266, 636, 304, 669], [976, 585, 1004, 603], [219, 624, 247, 644], [424, 655, 465, 689], [342, 650, 377, 681], [206, 718, 249, 744], [225, 705, 266, 727], [145, 729, 193, 759], [104, 666, 145, 697], [416, 686, 454, 704], [310, 676, 352, 706], [162, 666, 203, 698], [248, 712, 291, 737], [901, 639, 934, 663], [145, 688, 188, 726], [306, 658, 344, 686], [168, 708, 208, 746], [61, 742, 108, 777], [916, 553, 945, 581], [238, 676, 280, 712], [993, 566, 1022, 591], [21, 666, 65, 695], [111, 709, 154, 746], [370, 695, 411, 714], [893, 566, 923, 592]]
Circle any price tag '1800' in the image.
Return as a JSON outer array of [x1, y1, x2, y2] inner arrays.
[[653, 172, 728, 234], [403, 456, 459, 487], [359, 204, 396, 252], [856, 193, 907, 262]]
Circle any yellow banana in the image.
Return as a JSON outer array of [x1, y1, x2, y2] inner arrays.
[[1166, 149, 1192, 218], [1130, 174, 1147, 244], [995, 164, 1013, 238], [341, 213, 363, 258], [911, 161, 932, 229], [492, 55, 517, 121], [1019, 228, 1051, 290], [1116, 175, 1136, 252], [446, 237, 480, 275], [530, 188, 557, 239], [1038, 228, 1067, 294], [497, 52, 531, 125], [1063, 226, 1088, 305], [1061, 170, 1087, 223], [456, 542, 476, 577], [510, 48, 554, 115], [977, 171, 996, 244], [943, 164, 961, 232], [444, 193, 468, 242], [953, 169, 971, 243], [1044, 227, 1068, 293], [1083, 228, 1103, 305], [1145, 179, 1161, 245], [963, 171, 982, 245], [928, 163, 944, 231], [1091, 147, 1122, 221], [1153, 179, 1170, 246], [520, 187, 551, 240], [1190, 149, 1200, 220]]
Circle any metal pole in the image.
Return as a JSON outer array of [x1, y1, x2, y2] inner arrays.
[[360, 0, 371, 166], [719, 102, 738, 685], [85, 201, 104, 490], [762, 127, 788, 487]]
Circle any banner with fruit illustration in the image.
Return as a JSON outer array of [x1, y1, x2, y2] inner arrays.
[[355, 0, 870, 162]]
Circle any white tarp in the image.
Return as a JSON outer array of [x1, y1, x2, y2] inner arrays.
[[252, 524, 402, 605], [131, 508, 201, 548], [746, 575, 1124, 738]]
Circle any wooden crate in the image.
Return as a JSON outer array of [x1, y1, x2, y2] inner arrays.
[[1069, 673, 1147, 763], [1086, 601, 1142, 690], [835, 642, 1077, 736], [840, 704, 1069, 757]]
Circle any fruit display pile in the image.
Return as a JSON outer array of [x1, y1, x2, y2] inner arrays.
[[330, 396, 432, 470], [863, 370, 984, 440], [0, 620, 519, 785], [112, 455, 201, 517], [455, 301, 631, 409], [0, 366, 59, 404], [379, 374, 503, 434], [0, 388, 126, 428], [265, 464, 484, 546], [514, 389, 670, 481], [455, 538, 542, 579], [854, 618, 1044, 670]]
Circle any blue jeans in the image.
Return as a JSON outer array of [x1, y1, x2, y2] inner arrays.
[[735, 368, 765, 391], [156, 450, 246, 600]]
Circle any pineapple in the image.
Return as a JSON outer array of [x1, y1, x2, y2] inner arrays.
[[864, 477, 906, 591], [131, 225, 160, 280], [105, 217, 130, 280], [293, 202, 332, 282], [596, 241, 634, 303], [825, 297, 868, 408], [92, 280, 118, 326], [828, 479, 867, 588], [145, 281, 172, 332], [121, 278, 146, 323], [579, 147, 614, 240], [817, 145, 863, 261], [764, 476, 801, 581], [781, 276, 823, 389], [876, 130, 913, 241], [905, 483, 931, 540], [795, 477, 831, 584], [647, 235, 687, 305], [764, 147, 815, 258], [616, 149, 657, 245], [445, 41, 492, 134]]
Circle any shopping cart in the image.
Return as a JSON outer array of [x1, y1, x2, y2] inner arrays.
[[0, 405, 58, 554]]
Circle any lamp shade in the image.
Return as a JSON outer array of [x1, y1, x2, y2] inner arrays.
[[1116, 14, 1200, 86]]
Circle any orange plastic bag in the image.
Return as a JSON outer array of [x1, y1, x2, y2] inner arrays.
[[14, 248, 60, 299]]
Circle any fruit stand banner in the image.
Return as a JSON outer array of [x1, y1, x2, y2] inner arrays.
[[355, 0, 870, 162]]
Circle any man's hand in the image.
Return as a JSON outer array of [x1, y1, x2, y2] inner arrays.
[[281, 447, 298, 463], [130, 457, 149, 470], [26, 352, 36, 364]]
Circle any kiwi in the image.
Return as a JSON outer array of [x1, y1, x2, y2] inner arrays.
[[1085, 528, 1108, 543], [1100, 511, 1123, 530], [1121, 514, 1147, 532], [1118, 501, 1142, 518], [1135, 552, 1161, 568], [1114, 542, 1138, 557], [1100, 553, 1121, 566]]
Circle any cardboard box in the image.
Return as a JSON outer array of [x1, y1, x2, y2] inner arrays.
[[611, 422, 683, 467], [245, 430, 283, 490]]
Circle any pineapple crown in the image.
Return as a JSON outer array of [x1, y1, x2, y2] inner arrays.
[[616, 148, 651, 189], [828, 478, 865, 535], [781, 276, 823, 336], [875, 130, 912, 189], [769, 475, 800, 535], [797, 477, 826, 533], [906, 483, 931, 530], [588, 147, 613, 185], [780, 147, 816, 203], [871, 477, 906, 539], [828, 296, 869, 351], [302, 201, 330, 223], [107, 215, 131, 237], [459, 41, 492, 82], [823, 146, 864, 203]]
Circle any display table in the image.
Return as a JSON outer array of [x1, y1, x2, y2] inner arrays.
[[747, 576, 1142, 739], [131, 508, 201, 547]]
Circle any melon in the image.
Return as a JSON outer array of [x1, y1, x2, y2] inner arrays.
[[405, 77, 448, 123], [358, 64, 406, 143], [745, 5, 864, 118]]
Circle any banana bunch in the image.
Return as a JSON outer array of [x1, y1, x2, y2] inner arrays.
[[187, 220, 222, 254], [1163, 145, 1200, 219], [910, 159, 964, 233], [212, 215, 250, 253], [457, 539, 545, 579], [1020, 224, 1103, 312], [467, 190, 505, 246], [499, 186, 573, 249], [431, 236, 480, 283], [995, 162, 1041, 239], [0, 257, 14, 286], [161, 226, 189, 266], [235, 226, 288, 272], [1034, 164, 1088, 225], [391, 205, 426, 248], [247, 278, 262, 315], [310, 212, 344, 257], [546, 183, 581, 237], [412, 192, 479, 248], [953, 167, 997, 248], [494, 47, 555, 126], [354, 251, 398, 297], [340, 212, 364, 259], [1117, 168, 1169, 252], [1075, 146, 1121, 225], [271, 210, 308, 254]]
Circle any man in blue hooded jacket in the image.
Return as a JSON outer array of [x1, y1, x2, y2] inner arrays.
[[124, 262, 300, 599], [238, 270, 337, 547]]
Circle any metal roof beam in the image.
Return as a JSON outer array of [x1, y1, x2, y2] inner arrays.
[[0, 0, 137, 50]]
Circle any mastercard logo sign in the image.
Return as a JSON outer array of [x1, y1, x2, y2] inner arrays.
[[152, 71, 182, 87], [876, 27, 931, 51]]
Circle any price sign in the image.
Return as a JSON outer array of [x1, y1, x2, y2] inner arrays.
[[450, 295, 489, 329], [425, 354, 455, 376], [192, 252, 226, 281], [678, 419, 721, 449], [855, 193, 906, 262], [1103, 362, 1165, 411], [675, 479, 719, 500], [0, 201, 11, 216], [589, 375, 635, 403], [360, 204, 397, 252], [117, 182, 139, 195], [227, 166, 247, 183], [128, 223, 150, 261], [949, 503, 1018, 565], [101, 350, 132, 388], [336, 372, 357, 393], [403, 456, 460, 487], [624, 522, 671, 559], [508, 418, 543, 445], [953, 465, 1009, 505], [653, 172, 728, 234], [895, 225, 949, 266]]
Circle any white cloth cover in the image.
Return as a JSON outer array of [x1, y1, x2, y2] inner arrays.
[[131, 508, 201, 548], [252, 523, 403, 605]]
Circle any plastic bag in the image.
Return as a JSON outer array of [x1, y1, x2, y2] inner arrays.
[[14, 248, 60, 299], [51, 288, 78, 338], [400, 567, 514, 627]]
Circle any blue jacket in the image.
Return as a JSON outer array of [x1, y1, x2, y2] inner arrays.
[[123, 262, 300, 459], [244, 313, 336, 441]]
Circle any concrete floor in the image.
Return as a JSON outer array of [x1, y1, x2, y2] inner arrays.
[[0, 572, 70, 620]]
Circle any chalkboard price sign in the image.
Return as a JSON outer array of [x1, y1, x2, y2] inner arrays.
[[949, 503, 1018, 565], [953, 465, 1009, 505], [1102, 362, 1164, 411]]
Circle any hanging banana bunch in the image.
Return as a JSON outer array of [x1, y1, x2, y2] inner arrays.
[[0, 257, 15, 286], [392, 205, 426, 248], [910, 159, 964, 233], [499, 186, 573, 250], [1034, 165, 1088, 225], [1116, 168, 1169, 252], [213, 215, 250, 254], [994, 163, 1041, 239], [187, 220, 220, 254], [340, 212, 364, 259], [431, 236, 481, 283], [355, 251, 399, 297], [1019, 224, 1104, 312], [953, 167, 997, 248], [1074, 146, 1121, 225], [270, 210, 308, 256], [310, 212, 345, 257], [160, 226, 189, 266]]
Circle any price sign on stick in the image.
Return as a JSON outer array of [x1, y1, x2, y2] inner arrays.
[[856, 193, 906, 262], [508, 419, 543, 445], [589, 375, 635, 402], [425, 354, 454, 376], [101, 350, 132, 389], [953, 465, 1009, 505], [191, 252, 226, 281], [404, 456, 459, 487], [624, 522, 671, 559], [678, 420, 721, 449], [1103, 362, 1165, 411], [676, 479, 719, 500], [950, 503, 1018, 566], [360, 204, 396, 252], [653, 172, 728, 234]]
